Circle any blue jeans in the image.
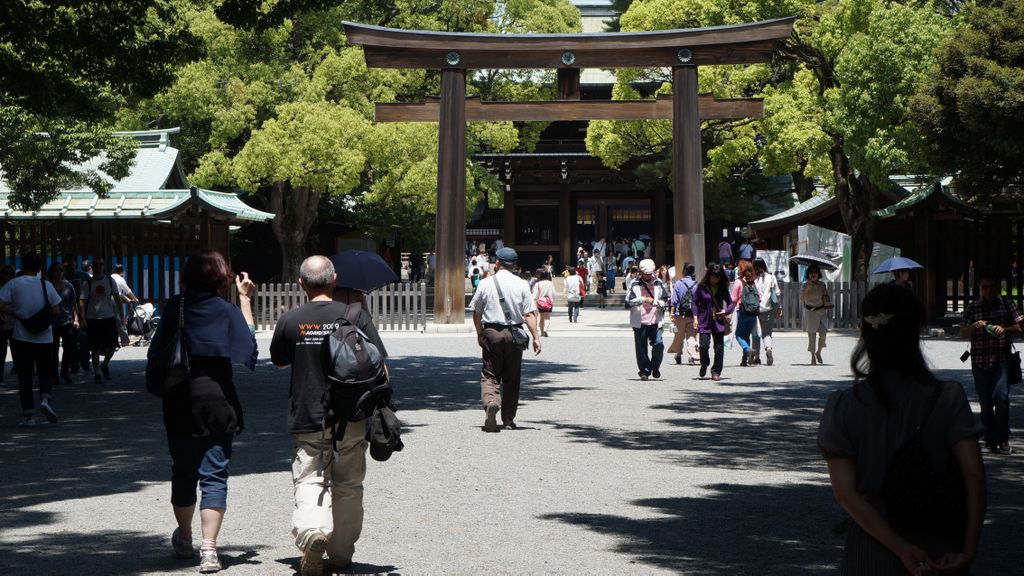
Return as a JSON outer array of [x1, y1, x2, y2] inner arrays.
[[167, 433, 233, 509], [972, 363, 1010, 446], [633, 324, 664, 376], [734, 312, 758, 352]]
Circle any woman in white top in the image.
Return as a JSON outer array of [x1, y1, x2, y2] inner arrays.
[[532, 268, 556, 337], [751, 258, 783, 366], [564, 268, 585, 323]]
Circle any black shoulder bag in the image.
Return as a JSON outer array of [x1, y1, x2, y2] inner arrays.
[[493, 278, 530, 351], [145, 296, 191, 398], [882, 382, 967, 539], [18, 279, 54, 334]]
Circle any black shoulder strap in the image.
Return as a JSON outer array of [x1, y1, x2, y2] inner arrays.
[[345, 300, 362, 325], [492, 276, 516, 326]]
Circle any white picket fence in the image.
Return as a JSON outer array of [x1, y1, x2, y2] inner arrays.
[[231, 282, 428, 332]]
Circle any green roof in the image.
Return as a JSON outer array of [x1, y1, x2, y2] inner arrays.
[[0, 128, 274, 224], [0, 187, 274, 223], [873, 177, 976, 219]]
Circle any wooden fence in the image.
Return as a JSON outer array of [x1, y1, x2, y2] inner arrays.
[[233, 282, 428, 332], [774, 281, 876, 330]]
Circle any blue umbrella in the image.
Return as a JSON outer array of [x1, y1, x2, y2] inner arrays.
[[872, 256, 924, 274], [329, 250, 400, 293]]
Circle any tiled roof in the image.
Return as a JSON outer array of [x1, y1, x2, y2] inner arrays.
[[0, 128, 273, 223], [0, 188, 274, 222], [749, 192, 835, 229], [874, 176, 974, 219], [0, 129, 186, 193]]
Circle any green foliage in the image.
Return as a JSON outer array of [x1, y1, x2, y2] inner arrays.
[[118, 0, 580, 275], [590, 0, 954, 195], [912, 0, 1024, 199], [823, 1, 950, 183], [759, 69, 830, 180], [0, 0, 198, 209], [586, 0, 809, 222]]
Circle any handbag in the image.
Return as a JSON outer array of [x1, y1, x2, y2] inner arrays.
[[713, 296, 732, 335], [145, 296, 191, 397], [1009, 341, 1022, 386], [493, 278, 530, 351], [537, 295, 553, 312], [768, 284, 779, 310], [18, 279, 54, 334]]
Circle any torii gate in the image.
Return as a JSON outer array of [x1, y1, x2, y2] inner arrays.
[[343, 18, 795, 324]]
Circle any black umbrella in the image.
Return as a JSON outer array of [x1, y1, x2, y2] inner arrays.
[[329, 250, 400, 293], [791, 251, 840, 271]]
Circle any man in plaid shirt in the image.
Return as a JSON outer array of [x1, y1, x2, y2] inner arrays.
[[960, 269, 1024, 455]]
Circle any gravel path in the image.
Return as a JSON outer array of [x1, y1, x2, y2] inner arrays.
[[1, 307, 1020, 575]]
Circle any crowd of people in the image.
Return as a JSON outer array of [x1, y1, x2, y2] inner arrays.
[[0, 253, 139, 427], [2, 242, 1018, 575]]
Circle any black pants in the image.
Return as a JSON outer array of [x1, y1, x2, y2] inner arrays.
[[0, 328, 10, 376], [77, 327, 90, 369], [699, 331, 725, 377], [51, 325, 76, 378], [11, 338, 54, 413]]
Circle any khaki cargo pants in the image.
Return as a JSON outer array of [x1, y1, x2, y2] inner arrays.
[[292, 420, 367, 566]]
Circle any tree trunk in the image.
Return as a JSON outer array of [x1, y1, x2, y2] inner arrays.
[[791, 160, 816, 202], [269, 181, 322, 282], [830, 135, 876, 281]]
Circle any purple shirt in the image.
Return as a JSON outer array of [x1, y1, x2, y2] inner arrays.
[[692, 282, 734, 334]]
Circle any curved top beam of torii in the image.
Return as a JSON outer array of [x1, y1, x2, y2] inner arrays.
[[342, 17, 796, 69]]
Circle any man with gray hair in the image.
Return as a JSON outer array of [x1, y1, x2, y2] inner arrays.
[[270, 255, 388, 575]]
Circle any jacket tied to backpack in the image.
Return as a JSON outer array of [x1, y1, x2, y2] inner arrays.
[[321, 302, 403, 465]]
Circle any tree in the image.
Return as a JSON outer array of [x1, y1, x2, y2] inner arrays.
[[0, 0, 198, 210], [789, 1, 950, 278], [587, 0, 951, 279], [121, 0, 581, 280], [911, 0, 1024, 201]]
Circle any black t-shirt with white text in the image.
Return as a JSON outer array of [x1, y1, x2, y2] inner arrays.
[[270, 301, 388, 435]]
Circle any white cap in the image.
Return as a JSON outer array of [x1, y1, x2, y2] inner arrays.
[[639, 259, 656, 274]]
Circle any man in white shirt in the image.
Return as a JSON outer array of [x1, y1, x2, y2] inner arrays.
[[0, 252, 62, 427], [79, 258, 124, 383], [110, 264, 138, 303], [470, 247, 541, 431], [592, 237, 607, 259]]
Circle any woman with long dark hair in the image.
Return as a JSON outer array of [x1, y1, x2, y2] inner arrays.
[[692, 263, 734, 381], [151, 250, 257, 573], [818, 284, 985, 575]]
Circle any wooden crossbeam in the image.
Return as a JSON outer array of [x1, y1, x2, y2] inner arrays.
[[376, 93, 762, 122]]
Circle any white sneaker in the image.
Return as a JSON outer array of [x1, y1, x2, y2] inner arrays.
[[18, 417, 38, 428], [39, 401, 58, 423]]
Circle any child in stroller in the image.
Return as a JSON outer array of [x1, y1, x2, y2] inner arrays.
[[127, 302, 159, 345]]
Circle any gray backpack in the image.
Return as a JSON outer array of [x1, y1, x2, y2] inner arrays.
[[321, 302, 389, 423], [320, 302, 402, 461]]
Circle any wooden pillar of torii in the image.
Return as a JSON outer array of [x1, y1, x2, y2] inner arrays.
[[344, 18, 795, 324]]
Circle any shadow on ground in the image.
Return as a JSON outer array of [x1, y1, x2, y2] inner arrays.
[[387, 354, 587, 413], [0, 351, 589, 574], [537, 371, 1023, 575], [0, 528, 268, 575], [542, 483, 841, 575]]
